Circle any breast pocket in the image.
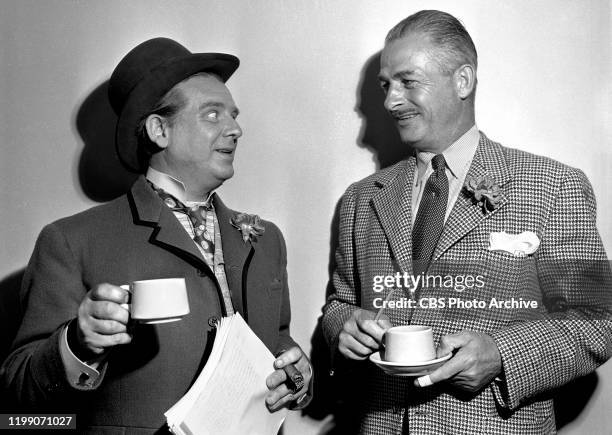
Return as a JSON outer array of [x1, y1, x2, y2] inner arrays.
[[480, 251, 544, 323], [248, 278, 284, 351], [484, 251, 538, 291], [254, 277, 283, 326]]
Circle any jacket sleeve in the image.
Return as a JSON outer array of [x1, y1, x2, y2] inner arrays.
[[0, 223, 94, 405], [321, 183, 362, 349], [490, 167, 612, 409], [269, 223, 315, 409], [274, 224, 297, 354]]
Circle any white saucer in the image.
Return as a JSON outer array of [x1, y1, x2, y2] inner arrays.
[[369, 352, 452, 377], [135, 316, 183, 324]]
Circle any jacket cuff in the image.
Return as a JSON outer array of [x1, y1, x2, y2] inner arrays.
[[27, 323, 75, 397], [490, 325, 541, 410], [321, 301, 358, 349]]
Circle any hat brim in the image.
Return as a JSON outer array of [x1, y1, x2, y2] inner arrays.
[[115, 53, 239, 172]]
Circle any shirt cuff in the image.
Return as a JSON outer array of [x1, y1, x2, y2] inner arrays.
[[59, 324, 106, 390]]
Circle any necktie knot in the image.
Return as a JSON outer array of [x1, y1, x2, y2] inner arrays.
[[150, 183, 216, 255], [431, 154, 446, 172]]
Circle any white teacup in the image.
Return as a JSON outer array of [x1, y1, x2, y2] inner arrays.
[[383, 325, 436, 363], [120, 278, 189, 324]]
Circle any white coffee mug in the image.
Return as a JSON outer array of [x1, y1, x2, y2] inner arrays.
[[120, 278, 189, 324], [383, 325, 436, 363]]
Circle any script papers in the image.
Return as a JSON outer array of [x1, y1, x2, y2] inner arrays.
[[165, 313, 287, 435]]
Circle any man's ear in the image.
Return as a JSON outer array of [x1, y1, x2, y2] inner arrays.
[[454, 64, 476, 100], [145, 114, 170, 149]]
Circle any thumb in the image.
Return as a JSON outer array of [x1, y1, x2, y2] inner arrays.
[[436, 332, 468, 358], [414, 333, 471, 388], [414, 355, 461, 387], [375, 313, 392, 330]]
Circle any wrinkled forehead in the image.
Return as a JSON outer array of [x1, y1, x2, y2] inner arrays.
[[174, 73, 239, 110], [380, 34, 440, 78]]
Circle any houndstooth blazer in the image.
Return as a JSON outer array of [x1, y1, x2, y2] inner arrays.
[[322, 132, 612, 434]]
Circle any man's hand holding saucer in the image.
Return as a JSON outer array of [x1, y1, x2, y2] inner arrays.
[[415, 330, 502, 391]]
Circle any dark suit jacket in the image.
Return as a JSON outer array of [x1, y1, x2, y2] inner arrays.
[[1, 176, 295, 434], [322, 133, 612, 434]]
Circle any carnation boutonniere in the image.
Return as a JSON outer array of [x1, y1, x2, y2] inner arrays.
[[464, 175, 502, 213], [230, 212, 265, 243]]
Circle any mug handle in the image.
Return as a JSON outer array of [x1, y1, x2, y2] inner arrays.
[[380, 331, 387, 359], [119, 284, 131, 312]]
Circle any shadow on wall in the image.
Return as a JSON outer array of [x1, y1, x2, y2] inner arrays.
[[2, 81, 135, 360], [304, 52, 599, 433], [303, 52, 411, 433], [0, 269, 25, 410], [0, 80, 136, 408], [355, 51, 411, 170], [0, 270, 25, 365], [76, 80, 138, 202]]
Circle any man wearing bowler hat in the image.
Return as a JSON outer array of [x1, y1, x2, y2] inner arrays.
[[1, 38, 311, 433]]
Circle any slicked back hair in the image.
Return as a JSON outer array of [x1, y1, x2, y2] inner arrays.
[[386, 10, 478, 75]]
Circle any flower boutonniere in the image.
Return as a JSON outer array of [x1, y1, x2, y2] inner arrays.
[[230, 212, 265, 243], [464, 175, 502, 213]]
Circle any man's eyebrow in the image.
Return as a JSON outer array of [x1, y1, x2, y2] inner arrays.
[[198, 101, 224, 111], [198, 101, 240, 115], [394, 69, 418, 79], [378, 69, 418, 81]]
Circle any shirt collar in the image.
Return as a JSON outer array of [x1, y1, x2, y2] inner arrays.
[[415, 125, 480, 183], [146, 166, 214, 206]]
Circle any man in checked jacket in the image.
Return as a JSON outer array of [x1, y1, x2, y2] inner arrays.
[[322, 10, 612, 434]]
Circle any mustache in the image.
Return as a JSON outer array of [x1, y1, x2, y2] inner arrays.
[[389, 109, 419, 118]]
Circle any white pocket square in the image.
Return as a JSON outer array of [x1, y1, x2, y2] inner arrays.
[[488, 231, 540, 256]]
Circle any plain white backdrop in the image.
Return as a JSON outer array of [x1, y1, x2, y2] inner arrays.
[[1, 1, 610, 433]]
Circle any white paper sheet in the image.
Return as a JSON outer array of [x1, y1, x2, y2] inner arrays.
[[165, 314, 287, 435]]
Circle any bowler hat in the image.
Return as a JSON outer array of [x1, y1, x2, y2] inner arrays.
[[108, 37, 239, 172]]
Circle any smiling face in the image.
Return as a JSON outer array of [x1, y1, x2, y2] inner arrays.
[[149, 74, 242, 197], [379, 32, 474, 153]]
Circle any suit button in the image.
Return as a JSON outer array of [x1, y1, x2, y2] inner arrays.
[[208, 316, 220, 327], [198, 269, 206, 276], [553, 300, 568, 312]]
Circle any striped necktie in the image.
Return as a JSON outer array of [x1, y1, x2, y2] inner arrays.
[[412, 154, 449, 276]]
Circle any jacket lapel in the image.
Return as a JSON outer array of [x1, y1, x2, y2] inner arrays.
[[432, 133, 511, 261], [129, 176, 207, 268], [130, 177, 252, 315], [370, 159, 415, 274], [213, 195, 253, 317]]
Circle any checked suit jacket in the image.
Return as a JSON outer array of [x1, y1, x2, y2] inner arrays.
[[322, 132, 612, 434], [1, 176, 296, 434]]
